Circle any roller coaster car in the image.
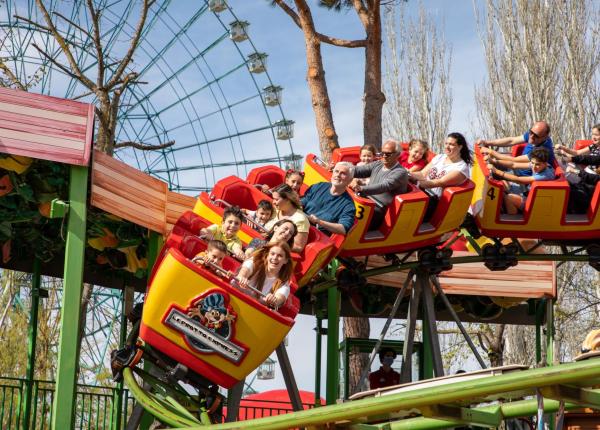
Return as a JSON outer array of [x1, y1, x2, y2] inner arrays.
[[246, 165, 309, 195], [140, 216, 299, 389], [470, 143, 600, 240], [330, 143, 436, 165], [303, 152, 475, 257], [193, 176, 343, 287]]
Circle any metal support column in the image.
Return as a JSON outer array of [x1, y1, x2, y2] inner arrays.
[[420, 274, 444, 378], [546, 299, 555, 365], [22, 258, 41, 430], [326, 286, 340, 404], [546, 299, 556, 430], [226, 379, 245, 422], [138, 231, 163, 430], [535, 299, 545, 364], [51, 165, 89, 430], [400, 278, 421, 383], [275, 343, 303, 411], [314, 315, 322, 407], [112, 291, 128, 430], [421, 306, 434, 380]]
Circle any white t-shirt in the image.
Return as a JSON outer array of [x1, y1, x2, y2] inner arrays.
[[241, 259, 290, 298], [423, 154, 470, 197]]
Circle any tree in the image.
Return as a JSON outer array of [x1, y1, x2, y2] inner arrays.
[[272, 0, 392, 157], [474, 0, 600, 144], [0, 0, 173, 384], [6, 0, 173, 155], [272, 0, 393, 395], [382, 3, 452, 150], [474, 0, 600, 365]]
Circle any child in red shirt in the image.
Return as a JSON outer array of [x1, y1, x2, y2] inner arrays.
[[400, 139, 429, 172]]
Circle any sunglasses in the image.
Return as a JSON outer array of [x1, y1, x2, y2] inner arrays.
[[380, 151, 396, 157], [529, 129, 544, 139]]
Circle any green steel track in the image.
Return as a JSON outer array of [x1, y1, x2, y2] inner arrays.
[[124, 356, 600, 429]]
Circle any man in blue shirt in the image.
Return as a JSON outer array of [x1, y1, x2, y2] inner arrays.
[[301, 161, 356, 235], [477, 121, 555, 176]]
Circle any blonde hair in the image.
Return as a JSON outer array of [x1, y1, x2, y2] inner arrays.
[[409, 139, 429, 158]]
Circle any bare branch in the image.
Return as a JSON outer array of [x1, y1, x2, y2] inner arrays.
[[52, 11, 91, 37], [0, 61, 26, 90], [106, 0, 154, 88], [351, 0, 370, 28], [85, 0, 105, 87], [317, 34, 366, 48], [33, 0, 95, 89], [31, 43, 83, 83], [274, 0, 366, 47], [113, 140, 175, 151]]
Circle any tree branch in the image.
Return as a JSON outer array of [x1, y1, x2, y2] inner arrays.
[[31, 43, 84, 83], [0, 61, 27, 90], [85, 0, 105, 87], [106, 0, 154, 88], [318, 33, 366, 48], [33, 0, 95, 89], [274, 0, 366, 47], [52, 11, 91, 38], [352, 0, 370, 28], [113, 140, 175, 151]]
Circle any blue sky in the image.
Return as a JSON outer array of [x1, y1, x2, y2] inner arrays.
[[232, 1, 487, 159], [225, 1, 489, 395]]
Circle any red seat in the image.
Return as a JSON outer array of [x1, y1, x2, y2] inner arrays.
[[211, 176, 265, 211], [247, 165, 285, 190]]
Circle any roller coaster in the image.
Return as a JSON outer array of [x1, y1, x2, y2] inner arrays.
[[115, 142, 600, 428], [2, 86, 600, 429]]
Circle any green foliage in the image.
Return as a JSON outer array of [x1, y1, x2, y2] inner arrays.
[[0, 159, 149, 279]]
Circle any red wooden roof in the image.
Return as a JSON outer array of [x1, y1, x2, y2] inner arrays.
[[0, 87, 94, 166]]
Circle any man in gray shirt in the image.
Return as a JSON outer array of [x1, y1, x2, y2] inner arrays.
[[351, 140, 408, 230]]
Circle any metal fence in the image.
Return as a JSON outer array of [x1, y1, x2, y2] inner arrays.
[[0, 377, 134, 430], [1, 376, 314, 428]]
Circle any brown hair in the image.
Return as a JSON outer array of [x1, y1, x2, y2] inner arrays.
[[409, 139, 429, 158], [249, 242, 293, 293], [207, 239, 227, 254], [592, 123, 600, 133], [272, 184, 302, 210], [360, 144, 377, 156], [266, 219, 297, 248]]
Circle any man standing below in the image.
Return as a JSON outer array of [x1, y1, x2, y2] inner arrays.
[[351, 140, 408, 230], [302, 161, 356, 235], [368, 347, 400, 389], [476, 121, 555, 176]]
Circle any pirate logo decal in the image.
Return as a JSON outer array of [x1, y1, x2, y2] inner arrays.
[[164, 290, 248, 364]]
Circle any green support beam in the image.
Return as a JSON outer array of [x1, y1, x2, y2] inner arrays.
[[314, 315, 323, 407], [112, 291, 128, 430], [541, 384, 600, 409], [421, 306, 433, 380], [375, 398, 584, 430], [326, 287, 340, 405], [546, 299, 555, 365], [140, 231, 164, 430], [421, 404, 502, 427], [176, 358, 600, 430], [51, 165, 89, 430], [22, 258, 41, 430]]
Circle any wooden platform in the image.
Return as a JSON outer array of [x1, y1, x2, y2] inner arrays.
[[91, 150, 196, 235], [364, 251, 556, 299]]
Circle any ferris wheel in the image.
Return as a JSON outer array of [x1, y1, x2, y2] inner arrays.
[[0, 0, 296, 383]]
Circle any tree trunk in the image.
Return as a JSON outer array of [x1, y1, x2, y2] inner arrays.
[[343, 316, 370, 395], [488, 324, 505, 367], [363, 3, 385, 150], [295, 1, 339, 161]]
